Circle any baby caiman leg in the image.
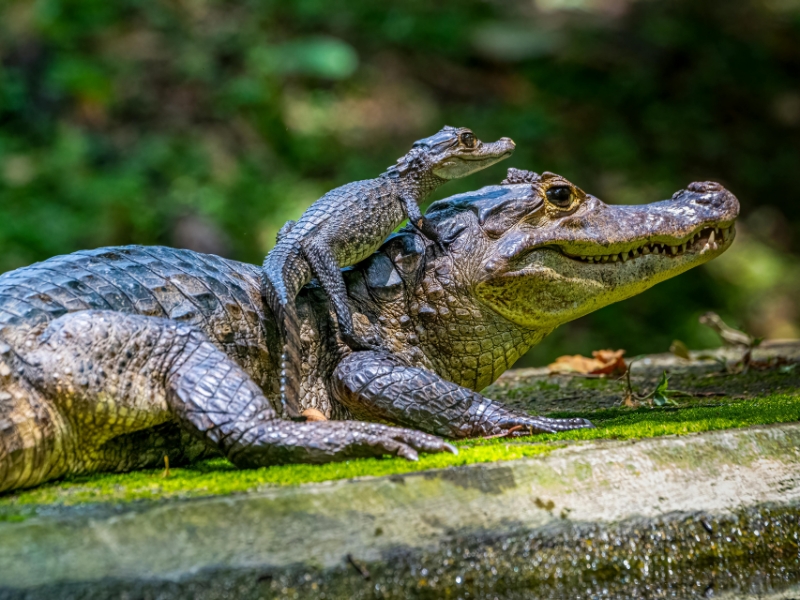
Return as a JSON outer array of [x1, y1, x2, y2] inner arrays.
[[401, 194, 445, 252], [20, 311, 455, 471], [333, 351, 594, 438], [302, 240, 377, 352]]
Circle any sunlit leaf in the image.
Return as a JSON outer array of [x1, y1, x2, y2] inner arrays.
[[653, 392, 669, 407], [655, 371, 670, 395], [669, 339, 691, 360]]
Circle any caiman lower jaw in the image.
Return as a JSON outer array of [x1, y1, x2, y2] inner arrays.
[[560, 224, 736, 264]]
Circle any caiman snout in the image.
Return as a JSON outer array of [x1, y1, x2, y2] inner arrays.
[[672, 181, 738, 212], [498, 137, 516, 150], [687, 181, 724, 193]]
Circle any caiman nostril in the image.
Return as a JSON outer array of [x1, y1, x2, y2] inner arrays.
[[687, 181, 724, 193]]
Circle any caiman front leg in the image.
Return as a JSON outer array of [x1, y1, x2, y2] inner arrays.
[[333, 351, 593, 438], [302, 240, 379, 352], [401, 194, 446, 252], [20, 311, 455, 478]]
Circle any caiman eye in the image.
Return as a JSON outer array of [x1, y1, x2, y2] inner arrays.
[[546, 185, 573, 208], [459, 132, 476, 148]]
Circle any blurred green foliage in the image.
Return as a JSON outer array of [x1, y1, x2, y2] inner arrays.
[[1, 0, 799, 365]]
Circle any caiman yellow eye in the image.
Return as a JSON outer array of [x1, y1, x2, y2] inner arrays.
[[459, 132, 476, 148], [546, 185, 573, 208]]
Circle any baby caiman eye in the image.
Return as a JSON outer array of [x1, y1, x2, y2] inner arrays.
[[459, 132, 476, 148], [546, 185, 573, 208]]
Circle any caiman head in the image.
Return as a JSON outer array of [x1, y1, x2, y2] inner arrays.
[[389, 126, 516, 181], [425, 168, 740, 332]]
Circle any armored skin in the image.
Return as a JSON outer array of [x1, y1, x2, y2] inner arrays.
[[0, 170, 739, 493], [262, 127, 515, 417]]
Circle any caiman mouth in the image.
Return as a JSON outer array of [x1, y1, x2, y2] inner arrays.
[[560, 224, 736, 264], [461, 147, 515, 161]]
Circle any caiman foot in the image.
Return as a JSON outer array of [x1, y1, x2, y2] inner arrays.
[[229, 421, 458, 467], [414, 217, 447, 253], [341, 332, 382, 353], [488, 415, 594, 438]]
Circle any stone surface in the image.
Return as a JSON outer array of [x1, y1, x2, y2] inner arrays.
[[2, 423, 800, 598], [489, 340, 800, 414], [1, 342, 800, 599]]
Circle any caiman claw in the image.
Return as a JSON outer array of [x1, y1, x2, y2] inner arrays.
[[492, 415, 594, 437], [339, 422, 457, 461], [414, 217, 447, 252]]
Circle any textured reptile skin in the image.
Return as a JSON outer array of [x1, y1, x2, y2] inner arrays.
[[0, 246, 454, 493], [333, 351, 591, 438], [262, 126, 514, 417], [0, 171, 739, 493]]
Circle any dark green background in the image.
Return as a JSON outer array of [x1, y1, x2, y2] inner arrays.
[[1, 0, 798, 366]]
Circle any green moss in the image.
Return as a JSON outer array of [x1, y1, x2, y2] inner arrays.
[[1, 392, 798, 513], [0, 437, 557, 512], [532, 392, 800, 443]]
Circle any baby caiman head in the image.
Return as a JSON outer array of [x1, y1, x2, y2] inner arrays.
[[425, 168, 740, 331], [393, 126, 516, 180]]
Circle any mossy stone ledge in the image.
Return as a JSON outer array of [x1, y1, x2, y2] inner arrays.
[[0, 342, 799, 599]]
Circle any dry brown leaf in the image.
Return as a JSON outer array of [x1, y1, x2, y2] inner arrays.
[[548, 349, 626, 376], [622, 394, 639, 408]]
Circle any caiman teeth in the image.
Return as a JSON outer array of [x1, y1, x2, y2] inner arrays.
[[568, 225, 734, 264], [700, 229, 717, 255]]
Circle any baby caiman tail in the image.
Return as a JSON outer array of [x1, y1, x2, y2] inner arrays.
[[262, 264, 307, 420]]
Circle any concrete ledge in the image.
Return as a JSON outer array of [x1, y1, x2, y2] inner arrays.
[[2, 423, 800, 598]]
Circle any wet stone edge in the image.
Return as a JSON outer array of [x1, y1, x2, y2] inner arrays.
[[2, 502, 799, 600]]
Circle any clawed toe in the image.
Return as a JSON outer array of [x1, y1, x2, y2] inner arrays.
[[403, 431, 455, 455], [395, 445, 419, 461], [341, 333, 381, 352], [369, 425, 455, 460], [539, 416, 594, 433], [494, 414, 594, 437], [443, 443, 458, 455]]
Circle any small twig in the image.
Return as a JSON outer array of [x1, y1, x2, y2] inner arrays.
[[550, 372, 607, 379], [625, 358, 635, 399], [346, 554, 371, 580], [668, 390, 727, 398], [698, 311, 763, 374], [623, 358, 652, 404], [699, 312, 753, 347]]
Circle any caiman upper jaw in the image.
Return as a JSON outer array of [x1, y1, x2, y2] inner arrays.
[[461, 137, 516, 162], [474, 137, 516, 160], [507, 180, 740, 266], [562, 224, 736, 264]]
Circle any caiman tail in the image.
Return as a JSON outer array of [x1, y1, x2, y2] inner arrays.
[[261, 254, 308, 420]]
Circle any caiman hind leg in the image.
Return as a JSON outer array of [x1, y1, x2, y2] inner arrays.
[[301, 240, 379, 352], [12, 311, 453, 489], [333, 351, 594, 439], [0, 344, 68, 493]]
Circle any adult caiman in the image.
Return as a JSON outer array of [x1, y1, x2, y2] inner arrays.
[[0, 169, 738, 493]]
